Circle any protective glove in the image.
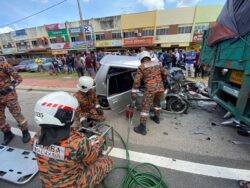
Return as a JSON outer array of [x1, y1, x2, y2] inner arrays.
[[96, 107, 104, 115], [81, 118, 89, 128], [0, 86, 13, 96]]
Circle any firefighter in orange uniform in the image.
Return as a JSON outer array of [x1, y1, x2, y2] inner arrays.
[[74, 76, 105, 127], [32, 91, 112, 188], [132, 51, 168, 135], [0, 58, 30, 145]]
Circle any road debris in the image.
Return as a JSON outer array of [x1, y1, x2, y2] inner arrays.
[[211, 122, 217, 126], [192, 130, 208, 136], [231, 141, 250, 145]]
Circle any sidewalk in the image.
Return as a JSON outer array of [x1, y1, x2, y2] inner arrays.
[[17, 79, 78, 92]]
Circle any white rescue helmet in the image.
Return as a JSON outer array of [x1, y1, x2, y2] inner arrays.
[[34, 91, 79, 127], [139, 51, 151, 62], [77, 76, 95, 93]]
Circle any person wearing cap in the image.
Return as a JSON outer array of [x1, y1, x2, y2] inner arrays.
[[131, 51, 168, 135], [32, 91, 112, 188], [74, 76, 105, 127]]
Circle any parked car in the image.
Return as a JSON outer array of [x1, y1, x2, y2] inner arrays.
[[14, 60, 33, 72], [26, 58, 58, 72], [0, 56, 7, 63], [26, 61, 38, 72], [40, 58, 53, 71]]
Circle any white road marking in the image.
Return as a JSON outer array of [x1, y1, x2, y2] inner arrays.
[[11, 127, 36, 138], [11, 128, 250, 181], [110, 148, 250, 181]]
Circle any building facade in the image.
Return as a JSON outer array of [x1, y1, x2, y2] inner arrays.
[[156, 7, 195, 49], [191, 5, 223, 50], [0, 5, 223, 56], [93, 15, 122, 50], [121, 11, 156, 49]]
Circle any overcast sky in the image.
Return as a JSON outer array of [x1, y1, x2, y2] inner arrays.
[[0, 0, 226, 34]]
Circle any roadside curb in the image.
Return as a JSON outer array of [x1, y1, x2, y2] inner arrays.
[[17, 86, 77, 93]]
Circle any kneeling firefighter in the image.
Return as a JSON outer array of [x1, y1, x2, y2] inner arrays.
[[132, 51, 168, 135], [32, 91, 113, 188], [74, 76, 105, 127]]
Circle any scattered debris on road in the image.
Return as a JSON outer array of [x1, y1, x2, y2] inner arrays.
[[231, 141, 250, 145], [192, 130, 208, 136]]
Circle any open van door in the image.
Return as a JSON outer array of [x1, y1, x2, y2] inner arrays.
[[107, 71, 135, 111]]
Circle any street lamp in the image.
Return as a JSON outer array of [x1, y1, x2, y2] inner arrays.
[[77, 0, 88, 52]]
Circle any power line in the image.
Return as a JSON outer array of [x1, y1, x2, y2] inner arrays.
[[0, 0, 67, 28]]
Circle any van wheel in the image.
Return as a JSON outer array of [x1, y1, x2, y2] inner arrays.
[[166, 96, 188, 114], [98, 96, 110, 110]]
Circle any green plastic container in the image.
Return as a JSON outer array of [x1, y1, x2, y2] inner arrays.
[[200, 30, 250, 126]]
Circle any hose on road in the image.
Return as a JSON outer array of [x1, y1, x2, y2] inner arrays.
[[102, 123, 169, 188]]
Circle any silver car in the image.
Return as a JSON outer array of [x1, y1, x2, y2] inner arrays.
[[95, 55, 140, 111], [95, 55, 187, 113]]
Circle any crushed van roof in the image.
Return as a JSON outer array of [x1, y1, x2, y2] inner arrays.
[[100, 55, 140, 69]]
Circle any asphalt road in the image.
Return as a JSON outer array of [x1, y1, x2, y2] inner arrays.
[[0, 90, 249, 188]]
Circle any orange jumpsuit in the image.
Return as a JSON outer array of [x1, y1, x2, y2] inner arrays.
[[33, 130, 113, 188], [74, 90, 105, 122], [132, 61, 168, 124], [0, 62, 28, 132]]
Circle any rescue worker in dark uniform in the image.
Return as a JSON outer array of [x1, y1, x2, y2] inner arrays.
[[132, 51, 168, 135], [32, 91, 112, 188], [74, 76, 105, 127], [0, 59, 31, 145]]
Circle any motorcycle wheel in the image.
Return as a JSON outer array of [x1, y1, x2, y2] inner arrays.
[[166, 96, 188, 114]]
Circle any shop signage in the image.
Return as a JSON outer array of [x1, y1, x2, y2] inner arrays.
[[11, 29, 27, 41], [50, 43, 70, 50], [45, 23, 65, 31], [48, 29, 68, 37], [71, 41, 85, 48], [52, 50, 68, 55], [69, 27, 83, 35], [29, 45, 48, 51], [12, 35, 28, 41], [192, 33, 204, 42], [123, 37, 153, 47], [2, 48, 16, 54], [17, 46, 30, 52], [95, 40, 122, 47], [15, 29, 26, 36], [71, 41, 94, 49]]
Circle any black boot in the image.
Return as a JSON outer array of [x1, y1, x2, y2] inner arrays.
[[22, 130, 31, 143], [150, 116, 160, 124], [2, 131, 15, 145], [134, 123, 147, 135]]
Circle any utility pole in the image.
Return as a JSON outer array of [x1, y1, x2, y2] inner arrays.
[[77, 0, 88, 52]]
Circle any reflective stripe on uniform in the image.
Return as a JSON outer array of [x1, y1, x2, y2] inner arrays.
[[95, 104, 100, 108], [154, 107, 161, 111], [140, 112, 149, 116], [20, 120, 27, 126], [132, 89, 139, 93]]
